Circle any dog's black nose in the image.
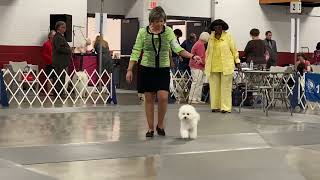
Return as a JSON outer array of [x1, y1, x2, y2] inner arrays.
[[184, 117, 187, 119]]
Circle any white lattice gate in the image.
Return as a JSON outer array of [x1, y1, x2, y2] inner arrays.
[[1, 69, 114, 107]]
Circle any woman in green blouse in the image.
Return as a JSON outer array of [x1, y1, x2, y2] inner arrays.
[[126, 6, 201, 138]]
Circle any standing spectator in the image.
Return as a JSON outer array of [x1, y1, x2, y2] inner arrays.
[[205, 19, 241, 113], [126, 6, 201, 137], [180, 33, 197, 74], [264, 31, 278, 68], [189, 32, 210, 104], [313, 42, 320, 65], [94, 35, 113, 73], [42, 30, 56, 95], [244, 28, 269, 70], [52, 21, 72, 97], [171, 29, 183, 75]]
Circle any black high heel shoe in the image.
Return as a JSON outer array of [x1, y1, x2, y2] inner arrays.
[[156, 125, 166, 136], [146, 130, 154, 137], [212, 109, 220, 113]]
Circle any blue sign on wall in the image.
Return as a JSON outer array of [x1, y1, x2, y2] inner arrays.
[[305, 73, 320, 102]]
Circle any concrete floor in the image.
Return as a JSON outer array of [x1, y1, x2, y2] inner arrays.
[[0, 93, 320, 180]]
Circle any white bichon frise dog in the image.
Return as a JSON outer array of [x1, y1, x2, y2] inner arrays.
[[72, 71, 89, 98], [178, 104, 200, 139]]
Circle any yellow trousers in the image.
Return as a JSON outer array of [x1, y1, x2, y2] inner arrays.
[[209, 72, 233, 112]]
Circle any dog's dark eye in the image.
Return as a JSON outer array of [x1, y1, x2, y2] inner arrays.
[[187, 113, 190, 115]]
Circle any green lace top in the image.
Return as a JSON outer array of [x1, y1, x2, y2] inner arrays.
[[130, 26, 184, 68]]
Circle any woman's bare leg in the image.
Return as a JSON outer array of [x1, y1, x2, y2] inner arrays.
[[144, 92, 156, 130], [157, 90, 169, 129]]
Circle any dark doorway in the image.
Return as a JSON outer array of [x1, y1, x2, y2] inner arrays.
[[119, 18, 140, 90], [186, 21, 209, 40], [121, 18, 139, 55]]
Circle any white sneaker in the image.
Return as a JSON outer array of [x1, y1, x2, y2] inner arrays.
[[190, 100, 199, 104]]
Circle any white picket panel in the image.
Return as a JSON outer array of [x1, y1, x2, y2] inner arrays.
[[2, 69, 112, 107]]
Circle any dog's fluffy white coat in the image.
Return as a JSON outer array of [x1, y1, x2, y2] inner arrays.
[[72, 71, 89, 98], [178, 104, 200, 139]]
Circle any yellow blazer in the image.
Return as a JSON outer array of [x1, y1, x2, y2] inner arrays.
[[205, 31, 240, 76]]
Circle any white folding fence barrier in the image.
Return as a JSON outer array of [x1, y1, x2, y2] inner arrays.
[[1, 68, 194, 108], [170, 70, 193, 103], [1, 69, 113, 107], [3, 65, 318, 114]]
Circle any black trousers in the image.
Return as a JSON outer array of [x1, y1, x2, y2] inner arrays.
[[54, 67, 67, 96]]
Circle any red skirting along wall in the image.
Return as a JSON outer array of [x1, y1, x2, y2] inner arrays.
[[238, 51, 314, 66], [0, 45, 44, 70], [0, 45, 315, 69]]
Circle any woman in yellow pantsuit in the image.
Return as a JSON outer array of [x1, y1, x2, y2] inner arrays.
[[205, 19, 241, 113]]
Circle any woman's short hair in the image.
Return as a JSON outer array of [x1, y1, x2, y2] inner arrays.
[[174, 29, 183, 37], [250, 28, 260, 37], [265, 31, 272, 36], [210, 19, 229, 31], [189, 33, 197, 41], [149, 6, 167, 23], [199, 32, 210, 42], [55, 21, 66, 30]]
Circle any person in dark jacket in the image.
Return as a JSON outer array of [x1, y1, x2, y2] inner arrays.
[[264, 31, 278, 69], [244, 28, 268, 70], [180, 33, 197, 74], [313, 42, 320, 65], [52, 21, 72, 97], [94, 35, 113, 73]]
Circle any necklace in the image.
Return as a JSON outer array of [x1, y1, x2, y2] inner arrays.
[[147, 26, 165, 68]]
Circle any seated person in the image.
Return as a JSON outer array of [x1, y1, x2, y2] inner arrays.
[[296, 53, 312, 75]]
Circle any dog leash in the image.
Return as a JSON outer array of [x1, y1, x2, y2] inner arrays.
[[71, 52, 76, 71]]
